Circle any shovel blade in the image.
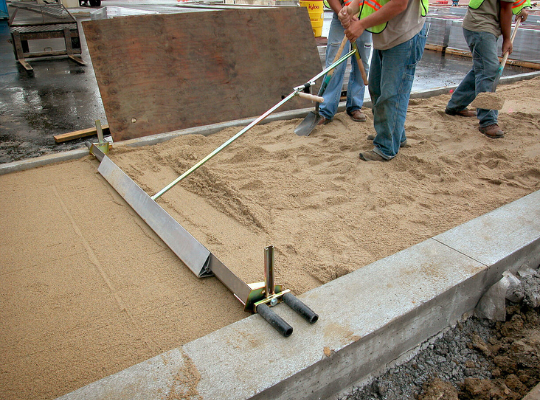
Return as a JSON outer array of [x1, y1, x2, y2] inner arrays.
[[470, 91, 505, 111], [294, 111, 320, 136]]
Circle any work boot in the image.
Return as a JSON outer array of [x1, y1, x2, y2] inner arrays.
[[479, 124, 504, 138], [367, 134, 409, 147], [317, 115, 332, 126], [445, 108, 476, 117], [348, 109, 367, 122], [359, 150, 387, 162]]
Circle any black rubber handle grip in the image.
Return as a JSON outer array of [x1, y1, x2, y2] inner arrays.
[[282, 293, 319, 324], [256, 303, 293, 337]]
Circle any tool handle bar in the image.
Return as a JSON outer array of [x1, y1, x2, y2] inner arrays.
[[282, 293, 319, 324], [500, 18, 521, 71], [297, 92, 324, 103], [351, 42, 368, 86], [256, 303, 293, 337], [151, 48, 356, 201], [317, 39, 353, 96]]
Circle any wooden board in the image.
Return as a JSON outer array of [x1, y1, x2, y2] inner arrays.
[[54, 125, 110, 143], [82, 8, 322, 142]]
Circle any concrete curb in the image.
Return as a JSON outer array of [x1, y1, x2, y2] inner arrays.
[[3, 71, 540, 177], [524, 383, 540, 400], [57, 190, 540, 399]]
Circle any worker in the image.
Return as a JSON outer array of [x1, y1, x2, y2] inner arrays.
[[318, 0, 372, 126], [444, 0, 531, 138], [338, 0, 429, 161]]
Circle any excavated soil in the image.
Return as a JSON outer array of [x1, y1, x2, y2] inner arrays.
[[340, 269, 540, 400]]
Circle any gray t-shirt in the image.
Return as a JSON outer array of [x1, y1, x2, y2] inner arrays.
[[373, 0, 425, 50], [462, 0, 514, 37]]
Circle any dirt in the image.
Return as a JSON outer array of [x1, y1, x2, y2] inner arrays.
[[471, 92, 506, 111], [339, 268, 540, 400]]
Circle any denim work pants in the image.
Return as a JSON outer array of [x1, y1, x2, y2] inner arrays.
[[446, 28, 499, 128], [319, 13, 372, 120], [370, 23, 427, 160]]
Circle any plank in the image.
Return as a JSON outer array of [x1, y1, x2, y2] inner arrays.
[[82, 8, 322, 142], [54, 125, 110, 143]]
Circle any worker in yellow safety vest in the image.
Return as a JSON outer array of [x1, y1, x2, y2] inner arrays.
[[444, 0, 531, 138], [468, 0, 531, 15], [316, 0, 372, 126], [356, 0, 429, 34], [338, 0, 429, 161]]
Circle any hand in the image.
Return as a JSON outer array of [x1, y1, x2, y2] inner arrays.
[[344, 17, 363, 42], [516, 8, 528, 22], [338, 6, 351, 29], [502, 38, 513, 57]]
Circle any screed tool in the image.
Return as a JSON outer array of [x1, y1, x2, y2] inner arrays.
[[87, 71, 341, 336]]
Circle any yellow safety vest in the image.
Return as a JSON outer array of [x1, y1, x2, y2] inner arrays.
[[468, 0, 531, 15], [359, 0, 429, 33]]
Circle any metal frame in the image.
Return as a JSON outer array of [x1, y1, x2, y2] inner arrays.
[[8, 3, 84, 71]]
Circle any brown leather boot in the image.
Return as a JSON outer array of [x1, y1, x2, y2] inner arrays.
[[479, 124, 504, 138], [445, 108, 476, 117], [348, 109, 367, 122]]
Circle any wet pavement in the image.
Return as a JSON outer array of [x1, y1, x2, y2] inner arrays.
[[0, 2, 536, 164]]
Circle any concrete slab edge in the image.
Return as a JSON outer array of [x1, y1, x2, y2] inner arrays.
[[5, 71, 540, 177], [523, 382, 540, 400], [57, 189, 540, 400]]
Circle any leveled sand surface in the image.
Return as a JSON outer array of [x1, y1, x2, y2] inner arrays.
[[2, 77, 540, 399]]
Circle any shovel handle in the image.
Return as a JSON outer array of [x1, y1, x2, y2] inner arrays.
[[317, 36, 350, 98], [500, 18, 521, 70], [297, 92, 325, 103], [323, 36, 348, 82], [333, 35, 349, 64], [493, 18, 520, 92], [351, 42, 368, 86]]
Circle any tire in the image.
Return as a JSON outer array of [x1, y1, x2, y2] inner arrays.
[[89, 0, 101, 6]]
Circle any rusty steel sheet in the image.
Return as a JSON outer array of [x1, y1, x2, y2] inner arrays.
[[83, 7, 322, 142]]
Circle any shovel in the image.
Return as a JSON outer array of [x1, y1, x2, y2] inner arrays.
[[294, 36, 349, 136], [470, 18, 521, 110]]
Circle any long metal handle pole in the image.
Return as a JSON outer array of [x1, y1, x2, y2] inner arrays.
[[151, 49, 356, 201], [302, 49, 356, 88], [151, 92, 295, 200]]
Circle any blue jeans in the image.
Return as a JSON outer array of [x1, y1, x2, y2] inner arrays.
[[319, 13, 372, 120], [370, 23, 427, 160], [446, 28, 499, 128]]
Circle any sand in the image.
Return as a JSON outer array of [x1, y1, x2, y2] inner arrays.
[[471, 91, 506, 110], [1, 76, 540, 400]]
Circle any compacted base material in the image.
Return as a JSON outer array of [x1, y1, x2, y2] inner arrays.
[[1, 78, 540, 400]]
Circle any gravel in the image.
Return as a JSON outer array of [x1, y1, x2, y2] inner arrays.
[[338, 264, 540, 400]]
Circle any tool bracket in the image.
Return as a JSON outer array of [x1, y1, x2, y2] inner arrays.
[[249, 246, 319, 337]]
